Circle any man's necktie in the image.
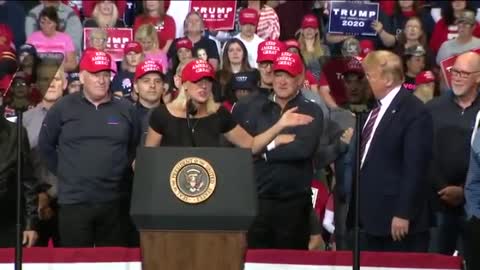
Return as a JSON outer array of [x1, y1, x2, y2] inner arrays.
[[360, 102, 381, 159]]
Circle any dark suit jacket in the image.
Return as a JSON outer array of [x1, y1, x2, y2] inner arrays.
[[354, 88, 433, 236]]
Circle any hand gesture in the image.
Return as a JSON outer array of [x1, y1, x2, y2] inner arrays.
[[391, 216, 409, 241], [274, 134, 296, 146], [38, 192, 54, 221], [340, 128, 354, 144], [278, 107, 314, 129], [371, 20, 384, 34], [438, 186, 464, 207], [23, 230, 38, 247]]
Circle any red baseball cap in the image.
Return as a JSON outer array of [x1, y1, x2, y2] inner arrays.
[[301, 14, 319, 29], [124, 41, 142, 54], [359, 40, 375, 58], [181, 59, 215, 83], [176, 38, 193, 51], [257, 40, 286, 63], [415, 71, 435, 85], [273, 51, 304, 77], [239, 8, 259, 26], [284, 39, 301, 51], [342, 56, 364, 76], [134, 60, 164, 81], [79, 49, 115, 73]]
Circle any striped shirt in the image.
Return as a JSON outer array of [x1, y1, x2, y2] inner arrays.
[[256, 5, 280, 40]]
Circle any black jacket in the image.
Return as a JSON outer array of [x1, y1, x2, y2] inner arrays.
[[0, 114, 38, 230], [232, 91, 324, 198]]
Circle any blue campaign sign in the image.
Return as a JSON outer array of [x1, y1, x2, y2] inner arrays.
[[328, 1, 379, 36]]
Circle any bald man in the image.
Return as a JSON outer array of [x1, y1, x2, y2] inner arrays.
[[426, 51, 480, 256], [348, 50, 433, 252]]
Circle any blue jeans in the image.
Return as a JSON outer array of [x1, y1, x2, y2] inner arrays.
[[429, 211, 465, 255]]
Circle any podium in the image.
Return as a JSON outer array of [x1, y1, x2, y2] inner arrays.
[[130, 147, 257, 270]]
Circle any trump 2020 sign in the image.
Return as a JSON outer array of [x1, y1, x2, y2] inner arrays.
[[328, 1, 379, 36]]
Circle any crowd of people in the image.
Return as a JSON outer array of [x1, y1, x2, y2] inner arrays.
[[1, 0, 480, 269]]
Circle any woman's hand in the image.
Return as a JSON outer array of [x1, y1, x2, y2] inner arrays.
[[371, 20, 384, 34], [278, 107, 314, 129], [274, 134, 296, 146]]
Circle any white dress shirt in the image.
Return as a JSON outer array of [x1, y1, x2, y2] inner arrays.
[[361, 85, 402, 167]]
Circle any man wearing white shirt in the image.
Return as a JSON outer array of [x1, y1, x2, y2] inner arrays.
[[349, 50, 433, 252], [234, 8, 264, 69]]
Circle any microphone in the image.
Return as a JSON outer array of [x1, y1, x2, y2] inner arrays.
[[186, 99, 198, 147]]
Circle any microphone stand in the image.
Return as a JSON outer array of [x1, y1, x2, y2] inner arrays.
[[352, 110, 363, 270], [15, 110, 23, 270]]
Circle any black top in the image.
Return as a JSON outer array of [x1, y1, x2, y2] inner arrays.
[[232, 92, 324, 198], [426, 93, 480, 214], [149, 105, 237, 147], [111, 70, 135, 101], [38, 91, 140, 204]]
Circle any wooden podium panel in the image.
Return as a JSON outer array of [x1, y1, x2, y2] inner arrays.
[[140, 231, 246, 270]]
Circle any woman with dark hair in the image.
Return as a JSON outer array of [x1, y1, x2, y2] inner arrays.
[[26, 6, 77, 72], [133, 0, 176, 53], [394, 16, 434, 69], [216, 38, 253, 102], [430, 0, 480, 54], [391, 0, 435, 40]]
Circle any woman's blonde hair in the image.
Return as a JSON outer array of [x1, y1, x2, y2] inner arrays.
[[298, 29, 326, 65], [135, 24, 159, 50], [92, 1, 119, 28], [171, 59, 218, 114]]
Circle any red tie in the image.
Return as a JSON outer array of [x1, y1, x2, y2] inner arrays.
[[360, 103, 381, 159]]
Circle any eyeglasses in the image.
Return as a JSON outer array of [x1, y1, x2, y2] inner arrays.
[[450, 68, 480, 78], [259, 62, 273, 69]]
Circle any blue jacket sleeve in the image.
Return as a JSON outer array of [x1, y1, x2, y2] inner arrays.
[[395, 110, 433, 220]]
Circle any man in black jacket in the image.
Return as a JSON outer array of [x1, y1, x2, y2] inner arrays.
[[233, 51, 324, 249], [0, 77, 38, 247]]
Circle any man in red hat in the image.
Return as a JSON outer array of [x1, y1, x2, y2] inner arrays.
[[235, 8, 264, 69], [236, 51, 324, 249], [38, 49, 140, 247], [175, 38, 193, 66], [134, 59, 165, 138]]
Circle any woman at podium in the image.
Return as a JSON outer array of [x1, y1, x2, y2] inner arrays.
[[145, 59, 311, 150]]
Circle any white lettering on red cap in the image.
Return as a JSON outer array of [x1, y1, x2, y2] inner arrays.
[[94, 60, 109, 66], [243, 13, 256, 18]]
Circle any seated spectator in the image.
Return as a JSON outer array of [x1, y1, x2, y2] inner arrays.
[[216, 38, 254, 102], [26, 7, 77, 72], [391, 0, 435, 40], [135, 24, 168, 74], [25, 0, 82, 55], [414, 70, 436, 103], [83, 0, 126, 28], [234, 8, 264, 68], [174, 38, 193, 67], [326, 0, 396, 53], [112, 41, 144, 101], [167, 11, 220, 71], [249, 0, 280, 40], [66, 71, 81, 94], [394, 16, 435, 69], [134, 0, 175, 53], [430, 0, 480, 54], [0, 1, 26, 49], [223, 71, 258, 112], [298, 14, 330, 81], [86, 28, 117, 73], [83, 0, 126, 19], [403, 45, 427, 92], [17, 44, 38, 84], [436, 10, 480, 65], [0, 24, 15, 50]]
